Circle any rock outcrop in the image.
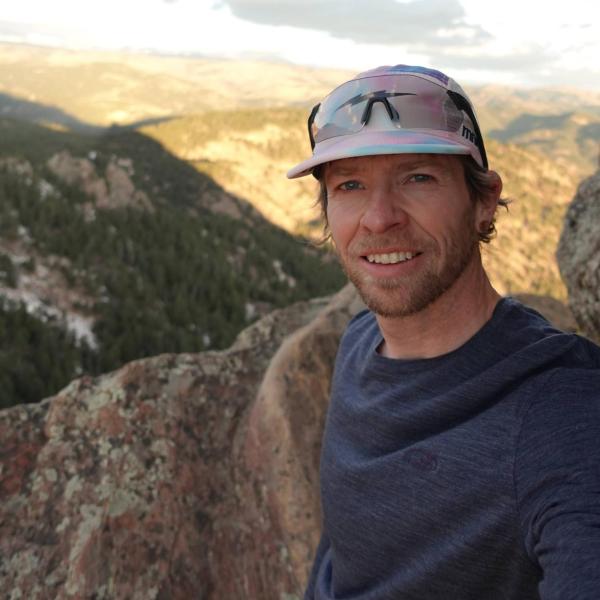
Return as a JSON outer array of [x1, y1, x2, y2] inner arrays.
[[1, 273, 583, 600], [47, 151, 154, 215], [0, 285, 363, 600], [557, 169, 600, 342]]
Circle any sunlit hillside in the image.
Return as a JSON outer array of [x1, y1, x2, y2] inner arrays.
[[140, 111, 583, 302], [139, 107, 319, 234], [483, 140, 577, 300], [0, 42, 351, 125]]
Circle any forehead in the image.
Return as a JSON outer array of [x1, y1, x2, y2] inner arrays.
[[325, 153, 463, 176]]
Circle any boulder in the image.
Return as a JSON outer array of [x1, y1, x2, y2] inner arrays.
[[556, 169, 600, 342], [0, 284, 363, 600], [1, 270, 582, 599]]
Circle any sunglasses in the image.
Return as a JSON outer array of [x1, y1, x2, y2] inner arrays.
[[307, 73, 488, 169]]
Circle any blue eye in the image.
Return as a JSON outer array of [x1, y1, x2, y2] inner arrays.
[[339, 180, 363, 191], [409, 174, 433, 183]]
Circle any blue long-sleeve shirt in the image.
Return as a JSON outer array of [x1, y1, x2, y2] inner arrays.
[[306, 297, 600, 599]]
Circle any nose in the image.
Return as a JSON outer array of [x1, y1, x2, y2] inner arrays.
[[359, 183, 409, 233]]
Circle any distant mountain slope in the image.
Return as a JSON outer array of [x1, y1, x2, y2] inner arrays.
[[487, 112, 599, 176], [1, 42, 597, 179], [0, 116, 345, 407], [467, 86, 600, 178], [140, 107, 318, 233], [469, 85, 600, 131], [0, 42, 352, 125], [482, 140, 574, 301]]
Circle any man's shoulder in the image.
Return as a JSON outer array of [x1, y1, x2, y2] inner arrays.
[[493, 297, 600, 362], [498, 296, 567, 337], [506, 298, 600, 413]]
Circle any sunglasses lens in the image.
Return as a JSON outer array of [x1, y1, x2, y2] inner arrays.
[[312, 75, 469, 145]]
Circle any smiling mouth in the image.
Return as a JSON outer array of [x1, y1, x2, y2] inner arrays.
[[364, 251, 422, 265]]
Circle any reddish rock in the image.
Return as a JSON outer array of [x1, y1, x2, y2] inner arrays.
[[0, 285, 363, 599], [1, 267, 585, 600]]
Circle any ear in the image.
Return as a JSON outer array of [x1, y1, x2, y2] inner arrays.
[[476, 170, 503, 229]]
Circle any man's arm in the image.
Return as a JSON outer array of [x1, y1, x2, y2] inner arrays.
[[515, 369, 600, 600]]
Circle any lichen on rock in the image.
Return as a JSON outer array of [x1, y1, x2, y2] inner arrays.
[[557, 168, 600, 342], [0, 285, 362, 599]]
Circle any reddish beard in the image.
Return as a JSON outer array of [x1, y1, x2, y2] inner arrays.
[[338, 210, 480, 318]]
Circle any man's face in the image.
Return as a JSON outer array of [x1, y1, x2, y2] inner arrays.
[[324, 153, 492, 318]]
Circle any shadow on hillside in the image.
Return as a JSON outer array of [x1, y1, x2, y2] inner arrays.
[[0, 92, 104, 134], [117, 116, 177, 130], [0, 91, 261, 218], [577, 122, 600, 147], [0, 91, 176, 133]]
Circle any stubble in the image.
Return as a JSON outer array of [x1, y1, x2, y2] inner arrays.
[[340, 210, 480, 318]]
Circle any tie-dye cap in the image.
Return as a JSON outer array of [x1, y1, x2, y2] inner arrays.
[[287, 64, 487, 179]]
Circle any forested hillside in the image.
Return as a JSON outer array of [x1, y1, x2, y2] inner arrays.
[[0, 118, 344, 407]]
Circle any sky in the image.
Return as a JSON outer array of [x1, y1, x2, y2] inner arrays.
[[1, 0, 599, 89]]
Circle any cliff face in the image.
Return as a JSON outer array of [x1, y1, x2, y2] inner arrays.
[[557, 168, 600, 342], [0, 285, 364, 600]]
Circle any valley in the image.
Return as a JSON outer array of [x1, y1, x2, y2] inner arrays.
[[0, 42, 598, 406]]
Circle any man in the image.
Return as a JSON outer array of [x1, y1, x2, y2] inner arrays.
[[287, 65, 600, 599]]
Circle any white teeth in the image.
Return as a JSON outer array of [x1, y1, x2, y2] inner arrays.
[[366, 252, 416, 264]]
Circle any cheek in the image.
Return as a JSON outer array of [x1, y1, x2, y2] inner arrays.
[[327, 202, 360, 247], [417, 204, 476, 251]]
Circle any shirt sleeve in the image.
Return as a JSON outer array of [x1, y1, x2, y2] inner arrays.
[[514, 369, 600, 600]]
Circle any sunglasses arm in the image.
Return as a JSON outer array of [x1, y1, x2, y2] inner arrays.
[[308, 103, 321, 150]]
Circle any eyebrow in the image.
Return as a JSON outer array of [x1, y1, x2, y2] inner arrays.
[[327, 165, 362, 177]]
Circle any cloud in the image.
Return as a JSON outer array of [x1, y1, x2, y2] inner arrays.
[[0, 20, 79, 47], [218, 0, 570, 84], [433, 47, 553, 72], [221, 0, 491, 47]]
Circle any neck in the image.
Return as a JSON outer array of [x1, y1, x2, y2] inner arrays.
[[376, 260, 501, 360]]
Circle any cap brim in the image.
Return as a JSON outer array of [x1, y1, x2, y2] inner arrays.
[[286, 130, 476, 179]]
